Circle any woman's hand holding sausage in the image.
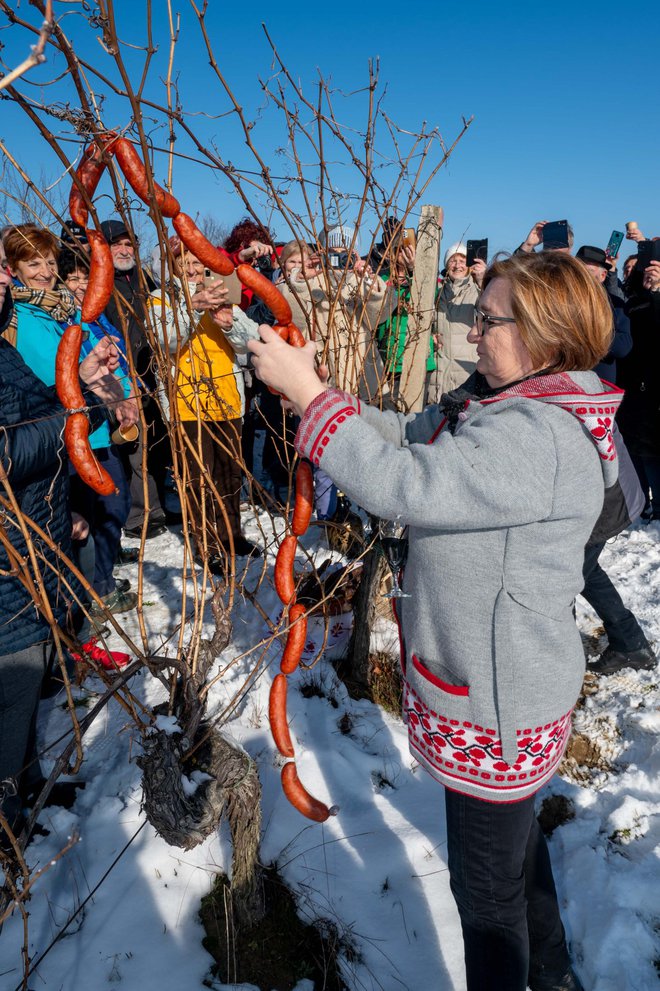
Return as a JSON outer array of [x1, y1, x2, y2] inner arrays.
[[248, 324, 327, 416]]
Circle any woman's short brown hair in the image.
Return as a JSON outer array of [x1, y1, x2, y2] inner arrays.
[[483, 252, 613, 373], [3, 224, 60, 270]]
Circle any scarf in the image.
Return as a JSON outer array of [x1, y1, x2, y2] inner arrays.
[[2, 285, 77, 346], [439, 370, 624, 482]]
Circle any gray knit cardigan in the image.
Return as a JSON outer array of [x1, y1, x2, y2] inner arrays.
[[295, 371, 622, 802]]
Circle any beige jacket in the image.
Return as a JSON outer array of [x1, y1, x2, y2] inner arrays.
[[428, 275, 480, 401], [279, 269, 394, 402]]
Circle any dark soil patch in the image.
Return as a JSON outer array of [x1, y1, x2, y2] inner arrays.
[[200, 865, 350, 990], [538, 794, 576, 837], [299, 679, 340, 708]]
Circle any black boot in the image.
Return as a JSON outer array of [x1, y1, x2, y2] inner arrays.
[[589, 643, 656, 676]]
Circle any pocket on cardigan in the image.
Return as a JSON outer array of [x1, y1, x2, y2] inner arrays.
[[411, 654, 470, 697]]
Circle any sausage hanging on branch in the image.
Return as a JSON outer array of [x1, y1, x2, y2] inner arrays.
[[68, 133, 117, 229], [281, 761, 336, 823], [292, 461, 314, 536], [274, 534, 298, 606], [171, 213, 235, 275], [112, 137, 181, 218], [235, 263, 292, 325], [280, 604, 308, 675], [55, 324, 117, 496], [81, 229, 115, 324], [269, 674, 295, 758], [64, 412, 117, 497]]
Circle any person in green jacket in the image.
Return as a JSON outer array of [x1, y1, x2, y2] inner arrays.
[[377, 240, 436, 408]]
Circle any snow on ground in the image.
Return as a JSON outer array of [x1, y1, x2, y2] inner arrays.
[[1, 511, 659, 991]]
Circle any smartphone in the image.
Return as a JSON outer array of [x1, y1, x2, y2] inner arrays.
[[636, 239, 660, 273], [466, 238, 488, 268], [203, 267, 243, 305], [542, 220, 569, 250], [605, 230, 624, 259], [401, 227, 416, 251], [390, 227, 417, 253]]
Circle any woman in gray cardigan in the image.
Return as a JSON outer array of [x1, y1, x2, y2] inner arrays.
[[249, 252, 617, 991]]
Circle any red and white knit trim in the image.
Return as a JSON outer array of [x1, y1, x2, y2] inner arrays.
[[295, 388, 361, 466], [479, 372, 624, 463], [403, 680, 572, 802]]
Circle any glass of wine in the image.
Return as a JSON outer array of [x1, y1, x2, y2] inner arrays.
[[378, 517, 411, 599]]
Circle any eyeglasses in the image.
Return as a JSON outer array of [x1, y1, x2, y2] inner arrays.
[[473, 307, 517, 336]]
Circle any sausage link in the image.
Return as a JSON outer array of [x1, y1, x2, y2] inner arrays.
[[281, 761, 332, 823], [55, 324, 85, 410], [81, 230, 115, 323], [269, 674, 295, 758], [171, 212, 235, 275], [113, 138, 181, 218], [292, 461, 314, 537], [280, 604, 308, 675], [65, 413, 117, 496], [274, 534, 298, 606], [68, 133, 118, 228], [56, 325, 117, 495], [235, 264, 292, 325]]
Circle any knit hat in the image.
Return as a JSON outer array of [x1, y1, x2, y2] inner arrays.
[[322, 224, 357, 251], [444, 242, 467, 267]]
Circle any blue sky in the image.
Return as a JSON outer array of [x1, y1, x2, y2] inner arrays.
[[1, 0, 658, 265]]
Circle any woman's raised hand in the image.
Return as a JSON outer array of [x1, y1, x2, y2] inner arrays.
[[79, 336, 121, 385]]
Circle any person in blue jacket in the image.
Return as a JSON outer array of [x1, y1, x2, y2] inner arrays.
[[58, 246, 139, 613]]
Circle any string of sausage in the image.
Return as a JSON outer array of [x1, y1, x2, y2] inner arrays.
[[59, 130, 335, 823]]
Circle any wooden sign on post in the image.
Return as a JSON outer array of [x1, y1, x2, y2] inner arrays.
[[398, 205, 443, 413]]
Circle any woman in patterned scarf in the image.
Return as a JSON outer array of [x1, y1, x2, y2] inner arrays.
[[2, 223, 137, 626]]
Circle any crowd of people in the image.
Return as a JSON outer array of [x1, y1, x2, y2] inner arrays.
[[0, 204, 658, 990]]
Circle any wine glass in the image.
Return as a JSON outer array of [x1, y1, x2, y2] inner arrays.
[[378, 517, 411, 599]]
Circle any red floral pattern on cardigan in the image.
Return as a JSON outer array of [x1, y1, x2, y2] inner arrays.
[[403, 681, 572, 801], [479, 373, 624, 463]]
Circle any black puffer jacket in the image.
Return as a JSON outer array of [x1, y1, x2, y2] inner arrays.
[[616, 283, 660, 458], [0, 293, 103, 654]]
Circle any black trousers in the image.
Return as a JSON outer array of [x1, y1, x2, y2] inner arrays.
[[445, 788, 570, 991], [581, 541, 648, 651], [181, 418, 243, 552]]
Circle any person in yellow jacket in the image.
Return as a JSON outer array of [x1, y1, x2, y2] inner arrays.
[[150, 240, 261, 572]]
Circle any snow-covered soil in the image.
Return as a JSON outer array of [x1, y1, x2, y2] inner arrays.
[[1, 511, 659, 991]]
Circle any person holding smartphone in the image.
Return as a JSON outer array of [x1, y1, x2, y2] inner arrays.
[[428, 242, 485, 401], [150, 239, 262, 571], [575, 246, 632, 384], [518, 220, 574, 255], [616, 255, 660, 522]]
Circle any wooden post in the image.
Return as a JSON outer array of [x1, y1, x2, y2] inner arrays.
[[398, 205, 443, 413]]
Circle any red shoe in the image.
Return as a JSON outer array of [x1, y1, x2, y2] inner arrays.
[[72, 639, 131, 670]]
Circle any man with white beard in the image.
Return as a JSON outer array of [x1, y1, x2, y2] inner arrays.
[[100, 219, 167, 538]]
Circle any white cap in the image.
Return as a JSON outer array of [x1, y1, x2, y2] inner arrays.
[[444, 242, 467, 268]]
